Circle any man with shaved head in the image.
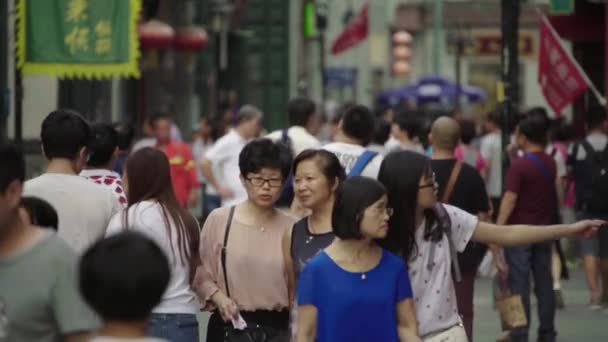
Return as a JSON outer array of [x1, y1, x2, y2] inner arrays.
[[429, 116, 493, 341]]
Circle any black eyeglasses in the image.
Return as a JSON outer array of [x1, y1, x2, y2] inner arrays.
[[418, 172, 437, 189], [246, 176, 283, 188]]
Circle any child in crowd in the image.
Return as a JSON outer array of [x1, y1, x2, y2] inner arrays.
[[79, 232, 171, 342]]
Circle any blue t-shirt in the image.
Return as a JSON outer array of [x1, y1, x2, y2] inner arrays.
[[297, 249, 413, 342]]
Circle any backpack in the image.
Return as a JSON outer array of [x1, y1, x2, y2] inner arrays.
[[276, 129, 295, 207], [347, 150, 378, 177], [575, 140, 608, 214]]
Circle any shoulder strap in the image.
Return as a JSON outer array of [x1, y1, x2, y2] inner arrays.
[[348, 150, 378, 177], [568, 142, 580, 166], [428, 204, 462, 282], [581, 140, 595, 158], [550, 147, 557, 158], [441, 161, 463, 203], [524, 153, 553, 185], [221, 206, 236, 298]]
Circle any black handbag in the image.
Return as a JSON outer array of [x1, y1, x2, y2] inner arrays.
[[221, 206, 289, 342]]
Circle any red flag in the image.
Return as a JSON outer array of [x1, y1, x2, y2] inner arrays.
[[538, 15, 589, 114], [331, 4, 369, 55]]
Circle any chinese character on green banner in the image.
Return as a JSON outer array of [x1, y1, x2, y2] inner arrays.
[[549, 0, 574, 15], [17, 0, 141, 79]]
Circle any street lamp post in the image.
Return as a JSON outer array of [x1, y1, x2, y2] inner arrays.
[[210, 0, 233, 117], [316, 0, 328, 104], [500, 0, 520, 177], [448, 26, 473, 111]]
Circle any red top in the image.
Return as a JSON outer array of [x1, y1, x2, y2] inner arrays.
[[505, 152, 557, 225], [160, 142, 198, 207]]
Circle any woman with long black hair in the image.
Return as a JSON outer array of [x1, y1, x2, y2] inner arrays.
[[378, 151, 604, 341], [106, 147, 201, 342]]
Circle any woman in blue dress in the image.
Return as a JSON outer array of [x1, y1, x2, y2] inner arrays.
[[296, 176, 421, 342]]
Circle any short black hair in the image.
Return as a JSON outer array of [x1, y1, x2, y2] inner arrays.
[[0, 142, 25, 193], [20, 196, 58, 230], [239, 138, 293, 180], [287, 98, 316, 127], [293, 149, 346, 186], [394, 110, 421, 139], [331, 103, 354, 125], [526, 107, 549, 121], [587, 106, 607, 130], [332, 176, 386, 240], [41, 109, 91, 160], [487, 109, 502, 128], [150, 112, 172, 127], [79, 231, 170, 322], [459, 119, 477, 145], [113, 122, 135, 151], [87, 123, 119, 167], [372, 118, 391, 145], [518, 115, 549, 146], [341, 105, 375, 145]]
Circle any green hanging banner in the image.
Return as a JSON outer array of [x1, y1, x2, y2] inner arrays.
[[17, 0, 141, 79]]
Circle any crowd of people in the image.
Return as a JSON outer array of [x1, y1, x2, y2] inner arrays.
[[0, 98, 607, 342]]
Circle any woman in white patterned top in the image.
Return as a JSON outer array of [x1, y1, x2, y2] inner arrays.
[[378, 151, 604, 341]]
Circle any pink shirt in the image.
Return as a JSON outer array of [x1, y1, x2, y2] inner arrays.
[[454, 144, 487, 173], [195, 206, 294, 311]]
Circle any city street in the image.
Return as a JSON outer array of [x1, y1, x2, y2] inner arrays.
[[474, 269, 608, 341], [194, 268, 608, 341]]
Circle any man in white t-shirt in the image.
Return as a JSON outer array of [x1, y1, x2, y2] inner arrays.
[[480, 110, 503, 218], [23, 110, 120, 253], [266, 97, 321, 156], [201, 105, 262, 207], [323, 105, 383, 179]]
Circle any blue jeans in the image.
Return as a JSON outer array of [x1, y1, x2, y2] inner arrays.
[[148, 313, 199, 342], [203, 194, 222, 220], [505, 242, 556, 342]]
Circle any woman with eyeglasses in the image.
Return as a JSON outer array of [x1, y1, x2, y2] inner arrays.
[[378, 151, 604, 341], [296, 176, 421, 342], [195, 139, 295, 342]]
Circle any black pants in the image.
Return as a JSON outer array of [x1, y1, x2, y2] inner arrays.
[[206, 310, 289, 342]]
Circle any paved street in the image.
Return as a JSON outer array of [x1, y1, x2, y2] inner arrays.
[[474, 269, 608, 341], [195, 269, 608, 341]]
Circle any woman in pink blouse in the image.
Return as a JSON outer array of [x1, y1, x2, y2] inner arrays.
[[195, 139, 295, 341]]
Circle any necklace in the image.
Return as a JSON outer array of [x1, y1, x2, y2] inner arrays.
[[306, 217, 316, 244]]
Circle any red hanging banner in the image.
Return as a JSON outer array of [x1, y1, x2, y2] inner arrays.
[[538, 15, 589, 114], [331, 4, 369, 55]]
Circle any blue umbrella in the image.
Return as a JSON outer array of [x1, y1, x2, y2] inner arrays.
[[377, 75, 487, 107]]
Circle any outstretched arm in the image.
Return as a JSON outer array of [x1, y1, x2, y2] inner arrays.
[[472, 220, 605, 247]]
